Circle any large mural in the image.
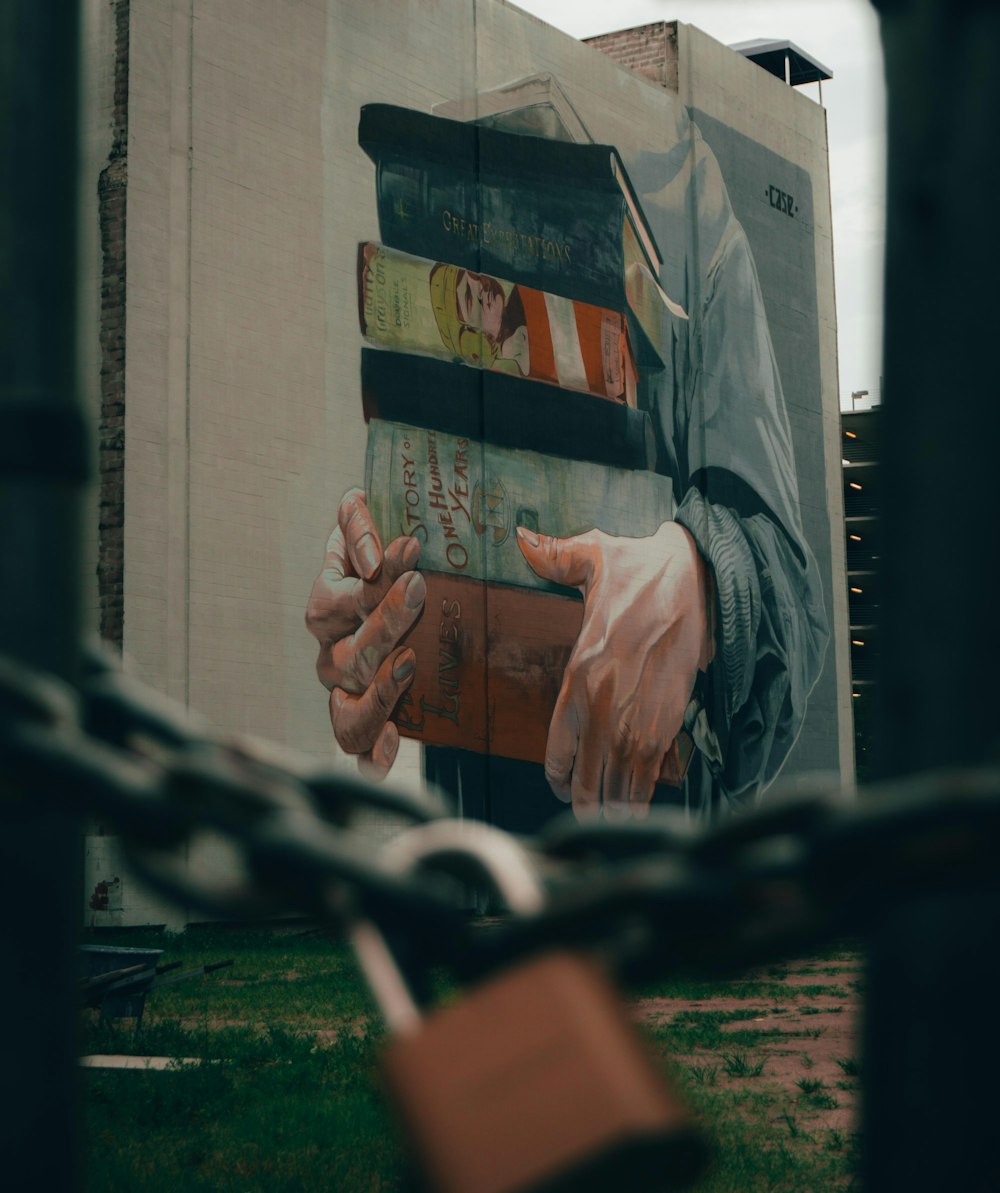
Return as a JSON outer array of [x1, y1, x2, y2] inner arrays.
[[306, 63, 832, 832]]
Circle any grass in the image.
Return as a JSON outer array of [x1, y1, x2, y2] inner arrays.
[[79, 929, 859, 1192], [795, 1079, 839, 1111], [721, 1051, 766, 1078], [678, 1083, 853, 1192], [637, 976, 804, 1002], [83, 1026, 401, 1192]]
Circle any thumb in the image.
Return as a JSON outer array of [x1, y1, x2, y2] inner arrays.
[[516, 526, 594, 589]]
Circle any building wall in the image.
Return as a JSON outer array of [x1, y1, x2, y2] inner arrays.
[[587, 20, 851, 788], [585, 20, 679, 91], [675, 24, 852, 789], [82, 0, 850, 923]]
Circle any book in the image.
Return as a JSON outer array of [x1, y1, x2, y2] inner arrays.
[[364, 419, 675, 597], [432, 73, 593, 146], [358, 103, 663, 311], [625, 259, 688, 349], [614, 157, 661, 284], [358, 242, 638, 405], [392, 570, 694, 786], [360, 348, 656, 472]]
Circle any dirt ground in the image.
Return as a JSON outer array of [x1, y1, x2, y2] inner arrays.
[[634, 956, 863, 1138]]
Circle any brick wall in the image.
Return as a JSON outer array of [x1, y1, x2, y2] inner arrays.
[[97, 0, 129, 649], [584, 21, 678, 92]]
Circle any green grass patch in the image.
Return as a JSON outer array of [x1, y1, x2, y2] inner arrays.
[[82, 1024, 403, 1192], [80, 931, 858, 1191], [721, 1051, 766, 1078], [636, 976, 800, 1001], [679, 1084, 852, 1191], [81, 928, 375, 1031], [645, 1009, 782, 1054]]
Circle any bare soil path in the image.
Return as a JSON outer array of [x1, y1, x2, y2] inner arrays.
[[634, 955, 863, 1146]]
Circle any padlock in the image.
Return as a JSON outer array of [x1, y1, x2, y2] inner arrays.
[[350, 820, 708, 1193]]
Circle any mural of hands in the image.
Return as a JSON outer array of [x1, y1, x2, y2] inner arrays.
[[305, 488, 425, 780], [516, 521, 715, 822]]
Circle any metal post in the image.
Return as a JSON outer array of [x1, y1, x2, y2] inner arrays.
[[866, 2, 1000, 1189], [0, 0, 88, 1186]]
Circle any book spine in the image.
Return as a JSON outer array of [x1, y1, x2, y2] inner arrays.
[[358, 106, 629, 308], [359, 103, 621, 190], [393, 570, 692, 785], [358, 243, 635, 403], [613, 150, 663, 272], [372, 169, 627, 309], [364, 420, 674, 595], [392, 572, 577, 762], [360, 349, 656, 471]]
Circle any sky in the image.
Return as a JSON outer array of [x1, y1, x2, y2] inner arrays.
[[512, 0, 887, 410]]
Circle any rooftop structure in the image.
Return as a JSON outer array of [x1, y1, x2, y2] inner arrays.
[[730, 38, 833, 90]]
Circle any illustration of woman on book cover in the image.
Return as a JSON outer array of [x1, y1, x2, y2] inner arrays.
[[359, 242, 632, 403], [308, 87, 830, 829], [431, 262, 530, 376]]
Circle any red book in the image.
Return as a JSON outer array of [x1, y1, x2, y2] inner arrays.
[[394, 571, 693, 787]]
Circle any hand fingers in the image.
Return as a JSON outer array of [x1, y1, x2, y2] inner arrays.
[[314, 533, 421, 648], [305, 520, 360, 645], [339, 488, 383, 582], [602, 721, 636, 821], [353, 535, 421, 622], [358, 721, 400, 783], [311, 537, 421, 690], [329, 647, 416, 756], [628, 746, 662, 821], [516, 526, 595, 590], [544, 681, 603, 821], [569, 721, 603, 822], [306, 504, 406, 645], [327, 570, 425, 693], [544, 688, 579, 803]]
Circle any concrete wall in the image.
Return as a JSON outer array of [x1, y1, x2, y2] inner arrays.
[[82, 0, 849, 923]]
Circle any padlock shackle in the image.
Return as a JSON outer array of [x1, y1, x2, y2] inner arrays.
[[347, 917, 423, 1036], [382, 820, 545, 917]]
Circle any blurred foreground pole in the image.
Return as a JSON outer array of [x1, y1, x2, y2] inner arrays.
[[867, 2, 1000, 1190], [0, 0, 88, 1186]]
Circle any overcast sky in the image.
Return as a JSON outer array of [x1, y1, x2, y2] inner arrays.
[[512, 0, 886, 410]]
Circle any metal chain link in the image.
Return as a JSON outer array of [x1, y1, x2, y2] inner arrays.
[[3, 643, 1000, 989]]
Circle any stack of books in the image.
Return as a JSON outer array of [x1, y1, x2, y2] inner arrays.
[[355, 103, 692, 781]]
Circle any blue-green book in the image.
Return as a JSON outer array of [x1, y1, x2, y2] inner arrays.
[[364, 419, 675, 597], [358, 103, 662, 315]]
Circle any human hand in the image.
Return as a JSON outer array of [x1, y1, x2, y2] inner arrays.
[[516, 521, 715, 821], [305, 488, 425, 780]]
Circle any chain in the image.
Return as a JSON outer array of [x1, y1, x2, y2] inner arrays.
[[3, 644, 1000, 988]]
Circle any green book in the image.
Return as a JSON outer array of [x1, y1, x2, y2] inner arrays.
[[364, 419, 675, 596], [358, 103, 663, 312]]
